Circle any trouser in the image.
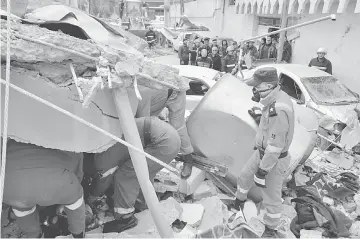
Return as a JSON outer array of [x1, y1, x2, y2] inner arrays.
[[3, 166, 85, 237], [236, 150, 290, 229], [91, 117, 181, 216], [190, 61, 196, 65], [180, 59, 189, 65]]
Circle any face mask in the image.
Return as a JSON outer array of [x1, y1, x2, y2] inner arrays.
[[251, 85, 277, 102]]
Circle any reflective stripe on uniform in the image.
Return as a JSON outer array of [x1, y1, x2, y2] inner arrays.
[[13, 206, 36, 217], [65, 196, 84, 210], [176, 125, 185, 132], [227, 64, 235, 67], [265, 212, 281, 219], [101, 165, 119, 178], [254, 175, 265, 185], [237, 185, 249, 194], [265, 145, 282, 153], [114, 207, 135, 215]]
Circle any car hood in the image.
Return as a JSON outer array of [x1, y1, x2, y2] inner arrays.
[[174, 65, 218, 88], [314, 103, 359, 124]]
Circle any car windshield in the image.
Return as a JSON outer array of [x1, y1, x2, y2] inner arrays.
[[301, 76, 359, 105]]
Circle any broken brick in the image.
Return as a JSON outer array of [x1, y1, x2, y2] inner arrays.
[[180, 203, 205, 227], [193, 180, 218, 200], [179, 167, 205, 195]]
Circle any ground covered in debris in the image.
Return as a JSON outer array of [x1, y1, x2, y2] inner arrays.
[[2, 151, 360, 239]]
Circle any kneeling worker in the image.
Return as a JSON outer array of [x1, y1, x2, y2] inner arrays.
[[88, 117, 181, 233], [3, 139, 85, 238], [235, 67, 295, 238]]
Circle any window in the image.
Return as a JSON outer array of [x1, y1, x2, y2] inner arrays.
[[258, 17, 281, 27], [229, 0, 236, 6], [280, 74, 304, 103]]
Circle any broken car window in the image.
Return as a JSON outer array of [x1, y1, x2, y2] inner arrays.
[[301, 76, 359, 105]]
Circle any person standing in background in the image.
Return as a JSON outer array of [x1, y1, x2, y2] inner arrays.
[[282, 36, 292, 63], [258, 36, 277, 59], [209, 46, 222, 71], [196, 48, 213, 68], [178, 38, 190, 65], [308, 48, 332, 74], [220, 40, 228, 57]]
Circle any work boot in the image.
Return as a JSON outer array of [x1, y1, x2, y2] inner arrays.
[[262, 226, 277, 238], [181, 162, 193, 179], [87, 195, 109, 213], [102, 213, 138, 233], [72, 232, 85, 238]]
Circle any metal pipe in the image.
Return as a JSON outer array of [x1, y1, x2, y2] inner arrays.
[[239, 14, 336, 44]]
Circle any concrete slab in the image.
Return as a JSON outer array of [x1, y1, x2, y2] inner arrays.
[[193, 180, 218, 200], [180, 203, 205, 227], [179, 168, 205, 195]]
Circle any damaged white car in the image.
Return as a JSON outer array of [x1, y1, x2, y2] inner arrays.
[[240, 64, 360, 149]]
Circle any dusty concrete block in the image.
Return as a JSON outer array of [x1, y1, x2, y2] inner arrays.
[[179, 167, 205, 195], [248, 217, 265, 237], [300, 229, 322, 238], [174, 225, 197, 238], [154, 168, 180, 193], [243, 200, 258, 222], [159, 197, 183, 225], [197, 196, 229, 234], [350, 221, 360, 236], [322, 196, 334, 206], [193, 180, 218, 200], [180, 203, 205, 227], [282, 204, 297, 220], [343, 201, 357, 213]]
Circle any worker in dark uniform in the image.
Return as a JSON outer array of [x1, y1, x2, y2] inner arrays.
[[308, 47, 332, 74], [202, 37, 212, 54], [222, 45, 238, 74], [258, 36, 277, 59], [189, 38, 201, 65], [3, 139, 86, 238], [196, 48, 213, 68], [220, 40, 228, 57], [236, 67, 295, 238], [211, 38, 219, 49], [145, 26, 157, 49], [209, 46, 222, 71], [178, 38, 190, 65], [88, 117, 181, 233]]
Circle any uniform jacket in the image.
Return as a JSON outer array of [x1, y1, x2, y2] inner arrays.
[[256, 87, 295, 172], [189, 46, 199, 62], [145, 30, 156, 41], [209, 53, 222, 71], [178, 44, 190, 61], [258, 43, 277, 59], [196, 56, 213, 68], [282, 40, 292, 63], [221, 54, 238, 73], [136, 86, 194, 155], [308, 57, 332, 74], [220, 46, 228, 57]]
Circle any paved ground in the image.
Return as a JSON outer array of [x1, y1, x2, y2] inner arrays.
[[153, 53, 179, 66]]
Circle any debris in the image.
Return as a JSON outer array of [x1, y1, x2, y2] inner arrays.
[[174, 225, 196, 238], [180, 203, 205, 227], [349, 221, 360, 236], [281, 204, 297, 220], [227, 210, 245, 230], [354, 193, 360, 216], [179, 168, 206, 195], [248, 217, 265, 237], [197, 196, 229, 234], [205, 173, 236, 197], [193, 180, 218, 200], [243, 200, 258, 222], [154, 167, 181, 193], [325, 149, 354, 170], [343, 201, 357, 213], [294, 165, 310, 186], [299, 229, 323, 238], [322, 196, 335, 206]]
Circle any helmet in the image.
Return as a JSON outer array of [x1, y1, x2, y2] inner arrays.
[[226, 46, 234, 52], [149, 25, 154, 30], [317, 47, 327, 54]]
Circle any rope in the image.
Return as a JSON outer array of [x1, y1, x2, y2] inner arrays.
[[0, 0, 12, 234], [0, 78, 179, 176]]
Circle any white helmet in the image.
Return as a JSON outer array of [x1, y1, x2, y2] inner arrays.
[[317, 47, 327, 54], [226, 45, 234, 52]]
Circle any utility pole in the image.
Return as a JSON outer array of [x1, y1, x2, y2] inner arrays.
[[164, 0, 170, 27], [180, 0, 184, 15], [277, 0, 289, 63]]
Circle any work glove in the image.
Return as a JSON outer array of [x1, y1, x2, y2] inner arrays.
[[254, 168, 267, 188]]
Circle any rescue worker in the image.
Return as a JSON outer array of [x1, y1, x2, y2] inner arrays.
[[178, 38, 190, 65], [258, 36, 277, 59], [189, 38, 201, 65], [220, 40, 228, 57], [308, 47, 332, 74], [281, 36, 292, 63], [211, 38, 219, 49], [235, 67, 295, 238], [221, 46, 238, 74], [3, 139, 86, 238], [209, 46, 222, 71], [88, 117, 181, 233], [135, 86, 194, 178], [145, 26, 157, 49], [203, 37, 212, 54], [232, 41, 240, 59], [196, 48, 213, 68]]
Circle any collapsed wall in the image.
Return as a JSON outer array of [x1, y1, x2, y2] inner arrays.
[[0, 18, 189, 153]]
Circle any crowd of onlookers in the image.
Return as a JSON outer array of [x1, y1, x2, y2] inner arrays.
[[177, 35, 293, 74]]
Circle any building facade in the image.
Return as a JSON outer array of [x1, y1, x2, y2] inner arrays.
[[171, 0, 360, 93]]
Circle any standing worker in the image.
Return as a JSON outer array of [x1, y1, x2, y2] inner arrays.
[[189, 38, 200, 65], [178, 38, 191, 65], [3, 139, 86, 238], [196, 48, 213, 68], [308, 47, 332, 74], [203, 37, 212, 53], [281, 36, 292, 63], [145, 26, 157, 49], [221, 46, 238, 74], [220, 40, 229, 57], [209, 46, 222, 71], [258, 36, 277, 59], [235, 67, 295, 238]]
